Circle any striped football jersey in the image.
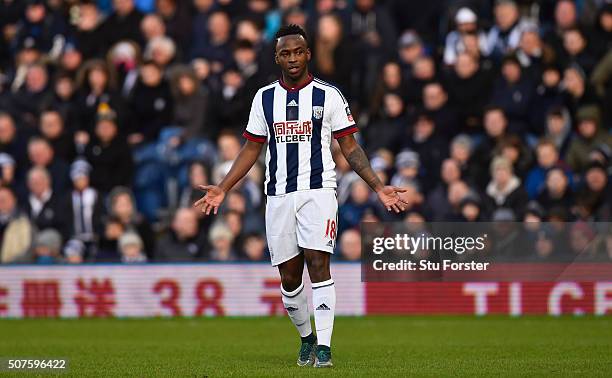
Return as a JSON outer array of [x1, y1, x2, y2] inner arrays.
[[243, 74, 357, 196]]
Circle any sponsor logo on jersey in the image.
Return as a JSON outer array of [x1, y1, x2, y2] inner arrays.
[[273, 120, 313, 143]]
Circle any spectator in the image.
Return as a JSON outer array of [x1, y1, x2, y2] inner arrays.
[[31, 229, 63, 265], [444, 180, 472, 220], [169, 65, 208, 139], [390, 150, 420, 189], [141, 14, 166, 44], [311, 14, 352, 95], [404, 56, 436, 109], [470, 107, 511, 189], [490, 55, 534, 135], [562, 65, 600, 116], [179, 161, 210, 208], [73, 1, 105, 60], [207, 66, 252, 138], [530, 65, 565, 129], [118, 231, 148, 263], [459, 194, 483, 222], [526, 138, 570, 199], [543, 0, 583, 59], [592, 4, 612, 58], [445, 52, 493, 132], [560, 27, 598, 75], [191, 10, 233, 70], [233, 39, 266, 98], [208, 220, 238, 261], [143, 36, 177, 69], [156, 0, 192, 55], [85, 111, 134, 193], [536, 166, 575, 213], [485, 0, 528, 60], [76, 59, 126, 133], [24, 166, 66, 237], [422, 82, 458, 139], [574, 161, 611, 221], [443, 7, 488, 66], [426, 158, 462, 221], [364, 92, 404, 153], [241, 232, 267, 262], [107, 41, 142, 98], [0, 186, 34, 264], [349, 0, 397, 106], [13, 0, 66, 55], [515, 23, 555, 79], [401, 114, 447, 191], [100, 0, 144, 50], [64, 160, 103, 249], [338, 229, 361, 261], [396, 30, 425, 81], [542, 106, 572, 157], [190, 0, 217, 62], [0, 113, 28, 172], [127, 60, 174, 145], [484, 156, 528, 216], [96, 215, 125, 262], [39, 109, 75, 162], [46, 73, 79, 131], [338, 180, 378, 235], [63, 238, 86, 264], [0, 154, 16, 188], [565, 106, 612, 174], [10, 62, 50, 132], [26, 137, 69, 196], [155, 208, 207, 261], [108, 186, 155, 259], [449, 134, 473, 180]]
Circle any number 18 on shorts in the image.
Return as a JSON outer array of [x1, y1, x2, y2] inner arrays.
[[265, 188, 338, 266]]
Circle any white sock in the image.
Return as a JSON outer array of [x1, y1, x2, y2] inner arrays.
[[281, 281, 312, 338], [312, 279, 336, 347]]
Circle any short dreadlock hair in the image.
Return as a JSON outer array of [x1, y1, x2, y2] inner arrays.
[[274, 24, 308, 48]]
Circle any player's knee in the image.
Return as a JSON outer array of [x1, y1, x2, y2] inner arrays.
[[306, 257, 331, 282], [280, 274, 302, 292]]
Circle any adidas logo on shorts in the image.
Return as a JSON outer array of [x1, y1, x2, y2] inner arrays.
[[316, 303, 330, 311], [285, 306, 298, 312]]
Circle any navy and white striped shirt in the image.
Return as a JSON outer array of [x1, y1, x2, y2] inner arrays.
[[243, 75, 357, 196]]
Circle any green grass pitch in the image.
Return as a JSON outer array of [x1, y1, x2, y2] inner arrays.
[[1, 316, 611, 377]]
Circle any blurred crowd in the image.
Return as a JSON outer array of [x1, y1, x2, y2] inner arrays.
[[0, 0, 610, 264]]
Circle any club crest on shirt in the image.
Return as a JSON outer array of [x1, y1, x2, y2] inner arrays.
[[312, 106, 324, 120]]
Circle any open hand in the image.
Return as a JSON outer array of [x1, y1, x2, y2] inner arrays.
[[193, 185, 226, 215], [376, 186, 408, 213]]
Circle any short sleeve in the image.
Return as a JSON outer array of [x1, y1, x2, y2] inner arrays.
[[243, 91, 268, 143], [330, 89, 358, 139]]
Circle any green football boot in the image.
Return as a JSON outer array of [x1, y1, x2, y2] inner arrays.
[[314, 345, 333, 368]]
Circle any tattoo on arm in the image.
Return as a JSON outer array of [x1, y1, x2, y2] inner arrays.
[[345, 145, 384, 192]]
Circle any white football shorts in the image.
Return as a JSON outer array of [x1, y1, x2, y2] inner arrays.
[[265, 188, 338, 266]]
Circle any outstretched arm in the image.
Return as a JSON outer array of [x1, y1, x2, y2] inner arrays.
[[337, 133, 406, 213], [218, 139, 264, 193], [194, 139, 264, 215], [337, 133, 384, 192]]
